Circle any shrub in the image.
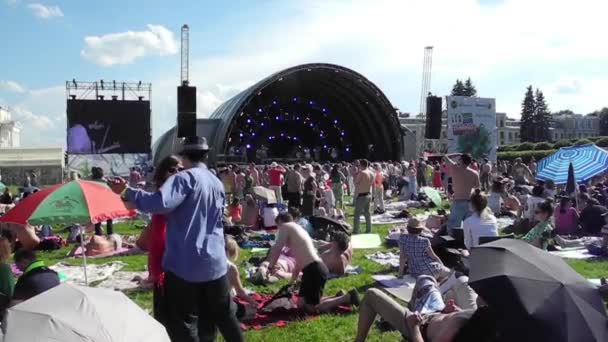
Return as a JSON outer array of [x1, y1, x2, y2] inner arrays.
[[498, 150, 556, 162], [553, 139, 572, 148], [517, 142, 535, 151], [498, 144, 518, 152], [534, 142, 553, 150], [596, 137, 608, 147], [574, 138, 593, 146]]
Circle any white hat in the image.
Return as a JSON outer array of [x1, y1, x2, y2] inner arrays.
[[270, 162, 278, 168]]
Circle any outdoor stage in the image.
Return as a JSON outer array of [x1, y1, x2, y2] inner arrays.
[[153, 63, 405, 165]]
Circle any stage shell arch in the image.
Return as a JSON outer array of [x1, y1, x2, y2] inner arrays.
[[153, 63, 404, 164]]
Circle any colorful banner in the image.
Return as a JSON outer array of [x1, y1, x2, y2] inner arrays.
[[446, 96, 497, 161], [67, 154, 151, 178]]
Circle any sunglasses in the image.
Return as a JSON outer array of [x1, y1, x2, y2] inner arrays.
[[169, 167, 184, 174]]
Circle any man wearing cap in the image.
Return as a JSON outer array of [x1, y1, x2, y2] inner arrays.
[[110, 136, 243, 342], [267, 162, 286, 205]]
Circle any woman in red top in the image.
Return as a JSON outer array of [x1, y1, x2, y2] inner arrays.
[[147, 155, 182, 325], [432, 164, 442, 189]]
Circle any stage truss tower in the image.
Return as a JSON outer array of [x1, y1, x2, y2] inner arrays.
[[419, 46, 433, 115]]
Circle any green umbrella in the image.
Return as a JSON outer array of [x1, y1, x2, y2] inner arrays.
[[421, 187, 442, 207], [0, 182, 5, 191]]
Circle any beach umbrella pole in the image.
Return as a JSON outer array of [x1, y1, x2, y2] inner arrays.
[[79, 225, 88, 286]]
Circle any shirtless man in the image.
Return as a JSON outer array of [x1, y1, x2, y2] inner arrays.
[[317, 231, 353, 276], [267, 213, 359, 313]]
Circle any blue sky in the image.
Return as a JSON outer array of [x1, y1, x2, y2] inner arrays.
[[1, 0, 607, 147]]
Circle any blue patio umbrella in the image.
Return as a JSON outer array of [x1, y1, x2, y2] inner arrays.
[[536, 144, 608, 185]]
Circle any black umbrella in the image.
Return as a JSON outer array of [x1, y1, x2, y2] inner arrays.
[[565, 162, 577, 196], [309, 216, 352, 235], [469, 239, 608, 342]]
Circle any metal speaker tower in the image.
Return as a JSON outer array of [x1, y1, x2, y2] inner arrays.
[[419, 46, 433, 115], [180, 24, 190, 86]]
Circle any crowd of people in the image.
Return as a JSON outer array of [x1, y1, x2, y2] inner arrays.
[[1, 136, 608, 341]]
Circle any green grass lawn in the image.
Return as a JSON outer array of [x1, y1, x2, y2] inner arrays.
[[34, 200, 608, 342]]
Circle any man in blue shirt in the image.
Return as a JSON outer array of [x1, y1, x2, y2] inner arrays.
[[112, 136, 243, 342]]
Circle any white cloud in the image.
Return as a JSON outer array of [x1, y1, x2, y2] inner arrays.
[[27, 3, 63, 19], [12, 107, 55, 130], [81, 25, 179, 66], [5, 0, 19, 6], [0, 80, 26, 93]]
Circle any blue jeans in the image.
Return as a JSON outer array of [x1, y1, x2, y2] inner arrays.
[[448, 200, 471, 235]]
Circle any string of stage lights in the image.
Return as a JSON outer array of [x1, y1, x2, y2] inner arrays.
[[226, 96, 353, 159]]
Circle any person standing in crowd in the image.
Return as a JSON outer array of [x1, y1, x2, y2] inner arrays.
[[129, 167, 143, 187], [554, 196, 579, 236], [267, 162, 286, 205], [91, 167, 113, 237], [112, 136, 243, 342], [329, 164, 346, 210], [512, 158, 534, 185], [0, 188, 13, 205], [444, 153, 480, 236], [10, 250, 60, 307], [249, 163, 260, 187], [144, 155, 182, 325], [302, 174, 318, 217], [234, 167, 246, 200], [285, 164, 304, 209], [528, 157, 537, 176], [349, 160, 360, 206], [243, 169, 254, 196], [222, 165, 237, 203], [372, 164, 385, 214], [432, 163, 442, 189], [354, 160, 375, 234], [463, 190, 498, 250], [416, 160, 427, 187], [480, 159, 492, 191]]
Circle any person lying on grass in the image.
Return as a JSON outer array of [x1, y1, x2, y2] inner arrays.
[[267, 212, 359, 313], [354, 279, 497, 342]]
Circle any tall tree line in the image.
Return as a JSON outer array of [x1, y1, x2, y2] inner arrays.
[[520, 86, 551, 142], [451, 78, 477, 97]]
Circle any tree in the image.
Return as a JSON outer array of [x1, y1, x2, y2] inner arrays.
[[533, 89, 551, 142], [589, 107, 608, 136], [451, 79, 466, 96], [463, 78, 477, 97], [520, 86, 536, 142]]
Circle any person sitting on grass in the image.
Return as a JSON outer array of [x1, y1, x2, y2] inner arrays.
[[10, 249, 60, 307], [225, 236, 257, 308], [317, 231, 353, 276], [267, 213, 359, 313], [462, 190, 498, 250], [399, 218, 451, 281], [521, 200, 554, 250], [354, 285, 496, 342]]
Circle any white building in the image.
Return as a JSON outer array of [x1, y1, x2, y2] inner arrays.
[[496, 112, 521, 146], [0, 106, 20, 148], [551, 112, 599, 141]]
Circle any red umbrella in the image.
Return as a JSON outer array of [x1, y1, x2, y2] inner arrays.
[[0, 180, 134, 226]]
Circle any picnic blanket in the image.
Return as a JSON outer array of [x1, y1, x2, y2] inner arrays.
[[51, 262, 125, 286], [549, 247, 599, 260], [238, 292, 352, 331], [97, 271, 149, 291], [351, 234, 382, 249], [384, 201, 423, 211], [329, 265, 363, 279], [372, 274, 417, 302], [359, 212, 408, 225], [366, 251, 400, 268]]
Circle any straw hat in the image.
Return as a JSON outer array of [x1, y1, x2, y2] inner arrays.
[[406, 217, 425, 232]]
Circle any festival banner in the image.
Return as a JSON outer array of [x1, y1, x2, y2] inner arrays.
[[446, 96, 497, 161]]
